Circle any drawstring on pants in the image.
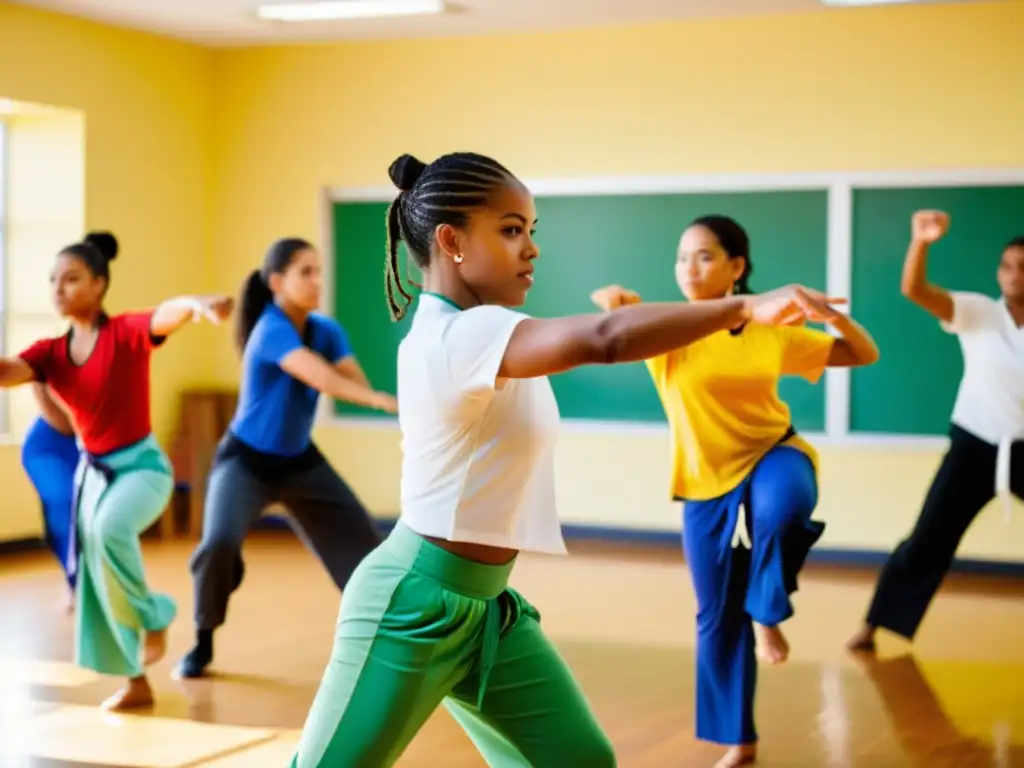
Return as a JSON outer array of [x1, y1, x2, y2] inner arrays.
[[476, 597, 503, 709], [725, 425, 797, 556], [67, 454, 116, 581]]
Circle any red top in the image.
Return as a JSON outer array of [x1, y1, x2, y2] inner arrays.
[[19, 312, 165, 456]]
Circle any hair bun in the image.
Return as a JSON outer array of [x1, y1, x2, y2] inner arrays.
[[388, 154, 427, 192], [84, 231, 119, 262]]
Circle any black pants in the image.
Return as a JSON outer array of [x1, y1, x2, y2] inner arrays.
[[189, 439, 381, 630], [865, 424, 1024, 640]]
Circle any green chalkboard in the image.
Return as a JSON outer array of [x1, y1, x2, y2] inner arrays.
[[849, 185, 1024, 436], [332, 189, 829, 427]]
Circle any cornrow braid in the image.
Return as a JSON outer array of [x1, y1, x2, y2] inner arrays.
[[691, 214, 753, 295], [384, 196, 414, 321], [384, 152, 515, 321]]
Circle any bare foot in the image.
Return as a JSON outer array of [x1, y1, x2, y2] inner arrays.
[[713, 744, 757, 767], [100, 676, 154, 711], [753, 623, 789, 665], [846, 625, 877, 654], [143, 628, 167, 666]]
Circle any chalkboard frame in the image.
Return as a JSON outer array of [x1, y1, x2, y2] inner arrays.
[[318, 167, 1024, 449]]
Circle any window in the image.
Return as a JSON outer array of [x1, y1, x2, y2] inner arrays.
[[0, 105, 85, 439]]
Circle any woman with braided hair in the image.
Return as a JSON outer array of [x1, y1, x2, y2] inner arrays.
[[591, 215, 879, 767], [289, 153, 846, 768], [177, 236, 395, 679]]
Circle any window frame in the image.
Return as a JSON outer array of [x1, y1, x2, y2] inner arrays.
[[0, 119, 8, 435]]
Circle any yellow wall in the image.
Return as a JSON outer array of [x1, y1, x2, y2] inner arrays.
[[2, 2, 1023, 558], [208, 1, 1024, 560], [0, 4, 215, 540]]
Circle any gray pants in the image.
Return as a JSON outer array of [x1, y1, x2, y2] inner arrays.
[[189, 456, 381, 630]]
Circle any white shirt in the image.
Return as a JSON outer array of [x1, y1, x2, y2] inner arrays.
[[942, 292, 1024, 512], [396, 294, 567, 555]]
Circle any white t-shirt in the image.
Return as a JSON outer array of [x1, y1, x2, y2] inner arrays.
[[396, 293, 567, 555], [942, 292, 1024, 511], [942, 291, 1024, 445]]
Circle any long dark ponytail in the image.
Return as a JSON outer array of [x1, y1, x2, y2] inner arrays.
[[235, 237, 312, 352]]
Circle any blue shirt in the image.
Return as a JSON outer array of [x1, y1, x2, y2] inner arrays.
[[230, 304, 352, 456]]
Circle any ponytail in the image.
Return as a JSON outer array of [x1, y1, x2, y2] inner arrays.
[[384, 196, 414, 321], [734, 265, 753, 295], [236, 270, 274, 352], [237, 237, 314, 353]]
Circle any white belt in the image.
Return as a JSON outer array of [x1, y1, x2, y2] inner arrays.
[[996, 436, 1015, 521], [731, 503, 752, 549], [725, 437, 1018, 528]]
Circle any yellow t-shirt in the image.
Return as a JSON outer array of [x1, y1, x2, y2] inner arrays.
[[646, 323, 835, 502]]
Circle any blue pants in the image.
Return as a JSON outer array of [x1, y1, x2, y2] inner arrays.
[[682, 445, 824, 746], [21, 417, 80, 588]]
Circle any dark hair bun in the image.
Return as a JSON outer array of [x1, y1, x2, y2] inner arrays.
[[84, 231, 119, 262], [388, 154, 427, 192]]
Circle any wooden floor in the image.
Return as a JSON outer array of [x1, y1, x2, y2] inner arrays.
[[1, 532, 1023, 767]]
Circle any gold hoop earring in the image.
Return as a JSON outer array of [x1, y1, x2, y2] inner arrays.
[[454, 253, 464, 264]]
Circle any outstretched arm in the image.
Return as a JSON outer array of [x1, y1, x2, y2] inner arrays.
[[593, 282, 874, 372], [0, 357, 35, 388], [901, 211, 954, 323], [499, 299, 745, 379], [150, 295, 235, 338], [491, 284, 834, 381], [281, 349, 397, 414], [335, 356, 372, 389]]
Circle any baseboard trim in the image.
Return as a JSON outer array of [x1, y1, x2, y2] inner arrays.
[[5, 517, 1018, 578], [250, 515, 1024, 578], [0, 538, 46, 556]]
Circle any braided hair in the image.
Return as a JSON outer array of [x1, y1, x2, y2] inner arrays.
[[384, 152, 516, 321], [690, 214, 753, 295]]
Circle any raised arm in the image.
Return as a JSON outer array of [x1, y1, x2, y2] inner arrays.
[[280, 349, 397, 413], [31, 383, 75, 435], [496, 284, 829, 380], [150, 295, 235, 338], [901, 211, 954, 323], [0, 357, 36, 388]]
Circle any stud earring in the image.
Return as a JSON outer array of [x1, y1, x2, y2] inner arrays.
[[454, 253, 464, 264]]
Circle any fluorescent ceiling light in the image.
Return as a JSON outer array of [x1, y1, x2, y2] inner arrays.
[[257, 0, 444, 22], [821, 0, 926, 5]]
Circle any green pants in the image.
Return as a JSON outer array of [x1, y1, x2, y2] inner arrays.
[[290, 521, 616, 767], [74, 434, 176, 678]]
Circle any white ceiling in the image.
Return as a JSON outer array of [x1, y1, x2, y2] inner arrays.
[[7, 0, 976, 47]]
